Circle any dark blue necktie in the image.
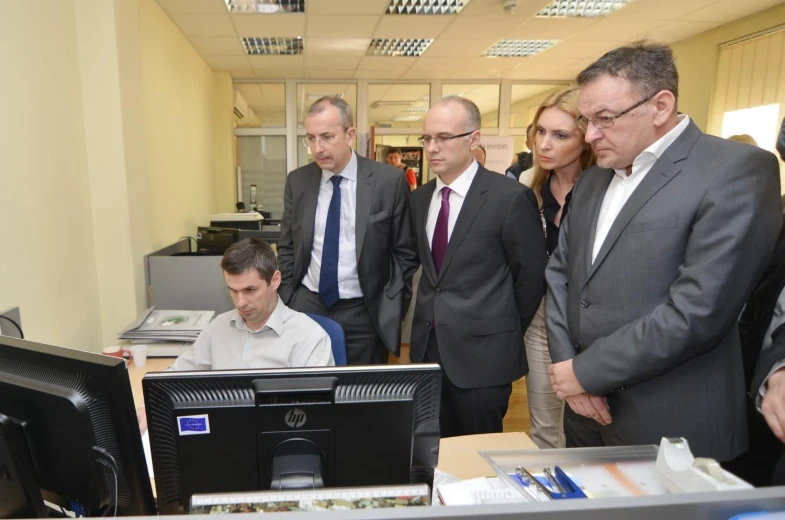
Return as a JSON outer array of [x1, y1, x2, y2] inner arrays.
[[319, 175, 342, 309]]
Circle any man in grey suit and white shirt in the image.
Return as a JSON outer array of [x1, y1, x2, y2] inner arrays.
[[546, 41, 782, 461]]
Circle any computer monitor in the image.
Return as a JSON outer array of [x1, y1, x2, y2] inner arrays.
[[196, 226, 239, 254], [143, 364, 441, 514], [238, 227, 281, 245], [0, 336, 156, 518]]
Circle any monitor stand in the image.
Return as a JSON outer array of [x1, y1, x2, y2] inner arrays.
[[269, 439, 325, 490], [0, 413, 48, 518]]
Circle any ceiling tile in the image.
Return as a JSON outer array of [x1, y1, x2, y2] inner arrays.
[[539, 40, 620, 60], [304, 55, 362, 69], [406, 57, 468, 72], [610, 0, 717, 20], [156, 0, 227, 15], [306, 0, 389, 15], [640, 20, 720, 42], [438, 16, 526, 39], [306, 16, 381, 38], [202, 55, 252, 70], [303, 38, 371, 56], [373, 15, 455, 39], [508, 17, 599, 40], [683, 0, 784, 22], [458, 0, 542, 17], [248, 55, 305, 68], [358, 56, 419, 71], [304, 69, 358, 79], [230, 68, 256, 78], [230, 13, 305, 37], [253, 67, 305, 78], [170, 14, 236, 37], [568, 18, 666, 42], [189, 37, 246, 55], [356, 69, 408, 79], [420, 39, 494, 57]]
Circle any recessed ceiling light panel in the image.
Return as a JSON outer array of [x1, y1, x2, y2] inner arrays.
[[367, 39, 433, 57], [386, 0, 471, 15], [537, 0, 634, 18], [392, 115, 424, 122], [225, 0, 305, 14], [242, 37, 304, 55], [484, 40, 558, 57]]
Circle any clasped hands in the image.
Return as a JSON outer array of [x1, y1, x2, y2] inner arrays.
[[549, 359, 612, 426]]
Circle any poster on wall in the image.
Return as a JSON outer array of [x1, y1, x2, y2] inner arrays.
[[478, 136, 515, 175]]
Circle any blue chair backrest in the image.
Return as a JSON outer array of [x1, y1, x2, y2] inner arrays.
[[305, 313, 347, 366]]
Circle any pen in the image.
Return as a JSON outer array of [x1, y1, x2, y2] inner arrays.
[[544, 467, 566, 495]]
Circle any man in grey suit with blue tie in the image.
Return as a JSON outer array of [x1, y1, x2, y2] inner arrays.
[[546, 41, 782, 461], [278, 96, 418, 365]]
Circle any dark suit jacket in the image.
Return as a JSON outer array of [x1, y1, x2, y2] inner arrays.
[[546, 120, 782, 460], [277, 154, 418, 356], [409, 166, 548, 389]]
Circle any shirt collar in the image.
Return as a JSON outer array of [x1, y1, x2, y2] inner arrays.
[[230, 296, 286, 336], [614, 114, 691, 178], [322, 149, 357, 183], [435, 159, 479, 199]]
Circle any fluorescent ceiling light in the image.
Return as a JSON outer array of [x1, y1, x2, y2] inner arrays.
[[537, 0, 634, 18], [242, 37, 304, 55], [404, 106, 428, 113], [484, 40, 558, 57], [367, 39, 433, 57], [387, 0, 471, 15], [225, 0, 305, 14], [392, 115, 423, 121]]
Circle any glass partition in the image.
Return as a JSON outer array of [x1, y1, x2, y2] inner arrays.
[[442, 84, 500, 128], [234, 83, 285, 128], [237, 136, 287, 219]]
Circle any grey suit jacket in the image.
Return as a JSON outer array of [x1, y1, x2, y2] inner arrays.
[[409, 166, 548, 389], [546, 121, 782, 461], [277, 154, 418, 356]]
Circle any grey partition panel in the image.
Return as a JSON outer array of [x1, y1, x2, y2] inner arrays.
[[146, 245, 233, 313], [139, 487, 785, 520]]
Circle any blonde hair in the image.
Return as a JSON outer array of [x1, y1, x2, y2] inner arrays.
[[529, 86, 596, 208], [727, 134, 758, 146]]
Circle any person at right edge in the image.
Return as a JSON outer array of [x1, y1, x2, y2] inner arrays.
[[545, 41, 782, 462]]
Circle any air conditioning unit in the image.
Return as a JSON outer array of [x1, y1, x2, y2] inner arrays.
[[233, 91, 249, 120]]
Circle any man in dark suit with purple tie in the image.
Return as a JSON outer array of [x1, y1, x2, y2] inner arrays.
[[409, 96, 548, 437]]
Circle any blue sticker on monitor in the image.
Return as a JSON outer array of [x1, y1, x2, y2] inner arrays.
[[177, 414, 210, 436]]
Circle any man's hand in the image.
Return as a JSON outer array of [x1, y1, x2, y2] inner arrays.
[[566, 394, 613, 426], [549, 359, 586, 399], [762, 368, 785, 443], [136, 406, 148, 434]]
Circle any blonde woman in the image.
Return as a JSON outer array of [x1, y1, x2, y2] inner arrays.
[[520, 87, 595, 448]]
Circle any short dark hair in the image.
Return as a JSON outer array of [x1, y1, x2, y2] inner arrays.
[[577, 40, 679, 106], [307, 96, 354, 130], [388, 147, 402, 155], [221, 238, 278, 283]]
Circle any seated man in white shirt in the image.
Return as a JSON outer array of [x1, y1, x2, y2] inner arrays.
[[170, 238, 334, 370], [138, 238, 334, 431]]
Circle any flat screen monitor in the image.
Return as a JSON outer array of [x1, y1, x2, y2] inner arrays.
[[0, 336, 156, 517], [196, 227, 239, 255], [143, 364, 441, 514]]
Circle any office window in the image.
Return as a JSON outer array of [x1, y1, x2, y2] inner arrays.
[[296, 83, 357, 128], [368, 84, 430, 128], [509, 84, 566, 129], [233, 83, 285, 128], [237, 136, 287, 219], [441, 84, 500, 129]]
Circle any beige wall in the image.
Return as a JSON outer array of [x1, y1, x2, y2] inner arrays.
[[0, 0, 103, 349], [672, 3, 785, 132], [139, 0, 235, 251]]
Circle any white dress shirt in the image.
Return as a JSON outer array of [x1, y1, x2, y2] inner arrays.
[[426, 160, 479, 248], [302, 150, 362, 299], [592, 115, 691, 263], [169, 297, 334, 371], [757, 286, 785, 411]]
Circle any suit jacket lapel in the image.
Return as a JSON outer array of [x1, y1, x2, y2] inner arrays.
[[355, 156, 375, 259], [301, 163, 322, 263], [418, 181, 438, 284], [585, 121, 702, 283], [584, 170, 614, 275], [437, 167, 489, 282]]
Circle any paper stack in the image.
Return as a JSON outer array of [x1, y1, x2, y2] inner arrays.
[[118, 307, 215, 343]]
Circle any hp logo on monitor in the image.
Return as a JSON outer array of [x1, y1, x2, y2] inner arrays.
[[284, 408, 307, 429]]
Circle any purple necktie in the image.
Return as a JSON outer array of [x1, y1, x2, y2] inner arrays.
[[432, 187, 451, 274]]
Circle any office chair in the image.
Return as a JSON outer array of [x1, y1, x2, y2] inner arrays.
[[305, 313, 347, 366]]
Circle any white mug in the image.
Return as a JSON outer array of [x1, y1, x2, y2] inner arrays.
[[126, 344, 148, 368]]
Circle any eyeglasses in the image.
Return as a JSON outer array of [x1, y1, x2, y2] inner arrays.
[[418, 131, 476, 147], [301, 135, 337, 148], [576, 95, 653, 129]]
